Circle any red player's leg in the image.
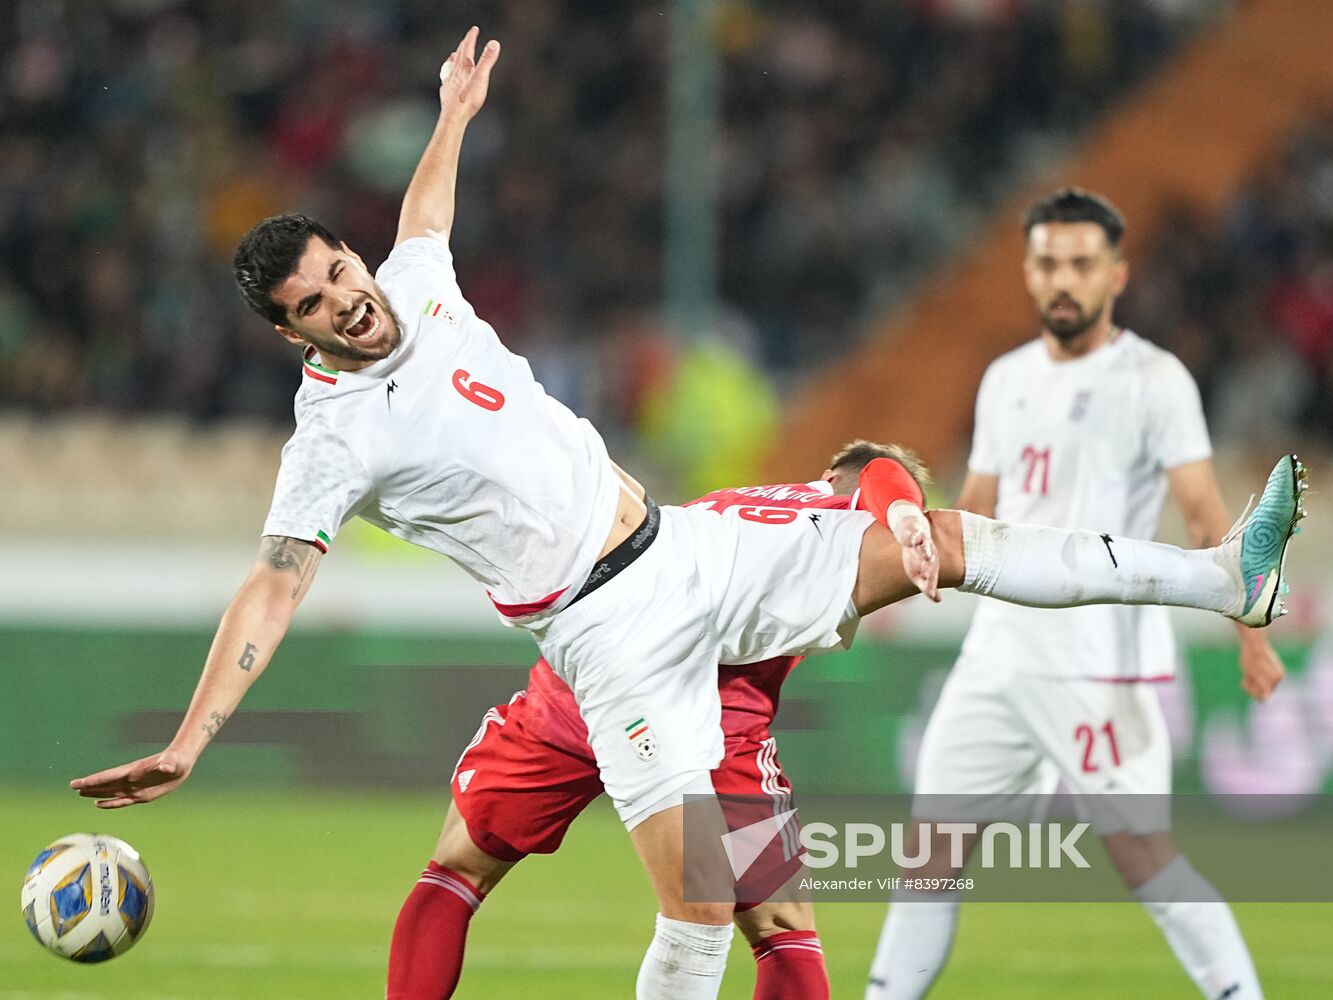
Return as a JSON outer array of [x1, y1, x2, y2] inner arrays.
[[386, 805, 514, 1000], [387, 685, 601, 1000], [735, 902, 829, 1000]]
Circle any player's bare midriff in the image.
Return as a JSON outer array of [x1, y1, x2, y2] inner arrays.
[[597, 463, 649, 560]]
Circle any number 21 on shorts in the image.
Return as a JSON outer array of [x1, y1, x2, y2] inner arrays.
[[1075, 720, 1121, 773]]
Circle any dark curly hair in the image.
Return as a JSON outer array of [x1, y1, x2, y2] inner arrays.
[[233, 213, 342, 325]]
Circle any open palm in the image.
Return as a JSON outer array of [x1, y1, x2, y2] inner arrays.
[[71, 748, 194, 809], [439, 26, 500, 122]]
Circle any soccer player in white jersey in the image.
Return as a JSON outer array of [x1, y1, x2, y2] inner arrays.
[[70, 34, 1305, 1000], [867, 189, 1282, 1000]]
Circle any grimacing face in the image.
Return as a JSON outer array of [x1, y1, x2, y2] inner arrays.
[[1023, 222, 1127, 341], [270, 237, 402, 366]]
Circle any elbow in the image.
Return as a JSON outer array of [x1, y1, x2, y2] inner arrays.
[[236, 575, 302, 628]]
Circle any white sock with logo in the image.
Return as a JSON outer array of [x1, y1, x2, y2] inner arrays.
[[865, 889, 961, 1000], [1134, 856, 1263, 999], [636, 914, 733, 1000], [957, 512, 1237, 615]]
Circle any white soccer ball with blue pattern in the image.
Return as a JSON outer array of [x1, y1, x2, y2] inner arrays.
[[20, 832, 154, 963]]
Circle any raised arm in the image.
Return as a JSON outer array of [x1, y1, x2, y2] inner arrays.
[[396, 26, 501, 246], [1167, 458, 1285, 700], [70, 536, 323, 808]]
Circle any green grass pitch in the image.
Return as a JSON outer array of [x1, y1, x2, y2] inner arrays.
[[4, 787, 1329, 998]]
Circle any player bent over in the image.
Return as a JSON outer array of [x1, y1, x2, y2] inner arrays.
[[71, 29, 1309, 1000], [389, 443, 910, 999]]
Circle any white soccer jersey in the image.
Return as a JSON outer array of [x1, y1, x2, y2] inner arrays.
[[262, 235, 620, 625], [959, 329, 1212, 679]]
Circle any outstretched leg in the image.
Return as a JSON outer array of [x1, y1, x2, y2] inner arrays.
[[855, 455, 1307, 625]]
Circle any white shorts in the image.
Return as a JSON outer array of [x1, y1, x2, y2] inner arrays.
[[535, 503, 873, 827], [913, 657, 1171, 835]]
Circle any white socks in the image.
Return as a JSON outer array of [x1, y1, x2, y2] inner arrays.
[[865, 889, 961, 1000], [636, 914, 733, 1000], [1134, 856, 1263, 999], [866, 862, 1261, 1000], [958, 512, 1237, 615]]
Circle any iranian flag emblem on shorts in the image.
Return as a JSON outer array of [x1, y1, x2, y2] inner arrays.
[[626, 717, 657, 762]]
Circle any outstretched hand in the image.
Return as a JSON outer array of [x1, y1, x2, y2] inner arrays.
[[70, 749, 194, 809], [1239, 638, 1285, 701], [439, 26, 500, 123], [892, 507, 941, 602]]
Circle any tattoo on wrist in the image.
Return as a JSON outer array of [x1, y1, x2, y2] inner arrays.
[[201, 711, 228, 739], [238, 642, 258, 672]]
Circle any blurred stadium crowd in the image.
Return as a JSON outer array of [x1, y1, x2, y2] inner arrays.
[[10, 0, 1327, 459], [1119, 109, 1333, 449]]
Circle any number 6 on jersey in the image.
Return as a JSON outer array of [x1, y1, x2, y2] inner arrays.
[[453, 369, 505, 411]]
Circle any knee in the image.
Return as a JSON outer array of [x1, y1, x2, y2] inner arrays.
[[734, 901, 814, 946], [1104, 832, 1176, 889], [659, 900, 735, 926], [432, 807, 515, 895]]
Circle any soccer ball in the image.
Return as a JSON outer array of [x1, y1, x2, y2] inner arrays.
[[20, 832, 154, 963]]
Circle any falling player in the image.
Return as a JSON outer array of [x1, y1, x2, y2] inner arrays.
[[388, 441, 924, 1000], [70, 31, 1305, 1000], [867, 189, 1284, 1000]]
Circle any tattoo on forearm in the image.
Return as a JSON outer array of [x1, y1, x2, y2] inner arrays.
[[201, 711, 228, 739], [260, 535, 320, 598], [238, 642, 258, 672]]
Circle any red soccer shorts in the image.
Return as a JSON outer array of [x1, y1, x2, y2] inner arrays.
[[450, 688, 801, 910]]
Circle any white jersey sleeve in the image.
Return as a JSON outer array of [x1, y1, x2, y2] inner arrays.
[[262, 421, 374, 552], [966, 363, 1004, 476], [1144, 353, 1212, 470]]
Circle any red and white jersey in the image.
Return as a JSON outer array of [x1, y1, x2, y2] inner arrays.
[[962, 329, 1212, 679], [686, 480, 856, 515], [262, 236, 620, 625]]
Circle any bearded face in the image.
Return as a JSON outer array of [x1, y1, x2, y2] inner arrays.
[[270, 237, 403, 367], [1023, 222, 1127, 344]]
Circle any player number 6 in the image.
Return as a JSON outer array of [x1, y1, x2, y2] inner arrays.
[[736, 506, 799, 525], [453, 369, 506, 411]]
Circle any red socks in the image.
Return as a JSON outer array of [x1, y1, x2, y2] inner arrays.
[[752, 930, 829, 1000], [385, 864, 827, 1000], [386, 863, 483, 1000]]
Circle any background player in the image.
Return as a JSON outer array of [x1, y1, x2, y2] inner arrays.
[[388, 441, 924, 1000], [867, 189, 1278, 1000], [69, 31, 1305, 1000]]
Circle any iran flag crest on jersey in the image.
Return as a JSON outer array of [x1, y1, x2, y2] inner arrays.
[[626, 717, 657, 761]]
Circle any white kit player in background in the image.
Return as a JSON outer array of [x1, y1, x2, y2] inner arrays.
[[867, 189, 1282, 1000], [68, 31, 1306, 1000]]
